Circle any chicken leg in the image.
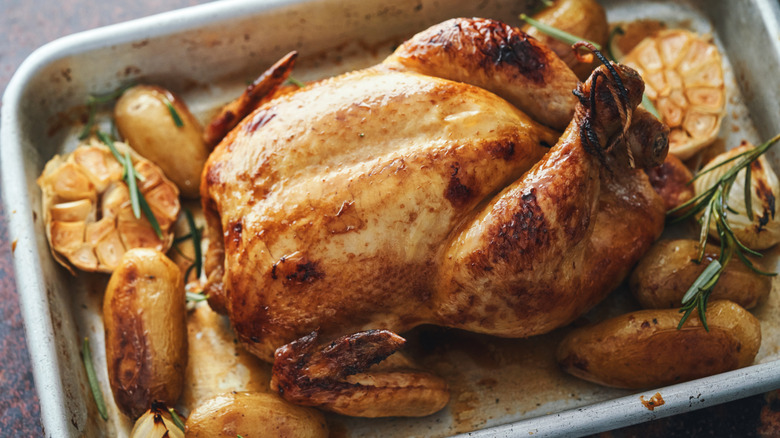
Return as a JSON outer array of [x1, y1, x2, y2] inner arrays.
[[434, 63, 667, 336]]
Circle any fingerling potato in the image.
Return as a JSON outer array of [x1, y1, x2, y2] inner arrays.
[[630, 239, 771, 309], [557, 300, 761, 389], [185, 392, 329, 438], [104, 248, 188, 418], [115, 85, 208, 198], [523, 0, 609, 80]]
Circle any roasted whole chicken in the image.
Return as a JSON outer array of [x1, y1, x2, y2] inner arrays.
[[201, 18, 669, 417]]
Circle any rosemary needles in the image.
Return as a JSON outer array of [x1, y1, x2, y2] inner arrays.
[[82, 337, 108, 420], [169, 407, 186, 431], [519, 14, 601, 50], [669, 133, 780, 328], [97, 132, 164, 239], [183, 209, 202, 282], [78, 84, 135, 140]]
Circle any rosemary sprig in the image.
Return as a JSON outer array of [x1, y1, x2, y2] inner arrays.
[[519, 14, 602, 50], [641, 92, 661, 120], [78, 83, 135, 139], [162, 96, 184, 127], [677, 259, 721, 330], [186, 291, 210, 302], [168, 407, 186, 431], [669, 133, 780, 328], [183, 209, 203, 282], [97, 133, 163, 239], [82, 337, 108, 421], [286, 76, 306, 88], [137, 186, 163, 240], [688, 148, 753, 184], [97, 131, 145, 183], [174, 232, 194, 243], [125, 150, 142, 218]]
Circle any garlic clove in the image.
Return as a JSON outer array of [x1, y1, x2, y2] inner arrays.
[[50, 199, 94, 222], [130, 403, 184, 438]]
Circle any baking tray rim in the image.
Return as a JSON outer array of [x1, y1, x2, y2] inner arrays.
[[0, 3, 313, 435], [2, 0, 780, 436]]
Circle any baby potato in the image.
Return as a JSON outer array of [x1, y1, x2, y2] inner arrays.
[[630, 239, 771, 309], [104, 248, 188, 419], [185, 392, 329, 438], [557, 300, 761, 389], [523, 0, 609, 80], [114, 85, 208, 198]]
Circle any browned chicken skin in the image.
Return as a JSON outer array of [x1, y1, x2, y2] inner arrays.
[[201, 18, 668, 417], [384, 18, 579, 130]]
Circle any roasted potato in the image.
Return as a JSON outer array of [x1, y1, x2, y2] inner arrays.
[[104, 248, 188, 418], [557, 300, 761, 389], [523, 0, 609, 80], [114, 85, 208, 198], [630, 239, 771, 309], [185, 392, 329, 438]]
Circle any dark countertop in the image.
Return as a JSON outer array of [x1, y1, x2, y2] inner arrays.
[[0, 1, 778, 436]]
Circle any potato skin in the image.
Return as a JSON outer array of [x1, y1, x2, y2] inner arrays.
[[185, 392, 329, 438], [104, 248, 187, 419], [115, 85, 208, 198], [523, 0, 609, 80], [557, 301, 761, 389], [630, 239, 771, 309]]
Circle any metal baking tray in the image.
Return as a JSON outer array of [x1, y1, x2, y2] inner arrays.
[[3, 0, 780, 436]]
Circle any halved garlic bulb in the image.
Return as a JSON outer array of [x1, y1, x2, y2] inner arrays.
[[694, 142, 780, 250], [130, 403, 184, 438], [623, 29, 725, 160], [37, 139, 180, 273]]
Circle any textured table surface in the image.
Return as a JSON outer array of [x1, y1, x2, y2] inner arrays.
[[1, 1, 778, 436]]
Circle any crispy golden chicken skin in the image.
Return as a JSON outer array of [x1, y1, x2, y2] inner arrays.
[[384, 17, 579, 130], [201, 18, 667, 417]]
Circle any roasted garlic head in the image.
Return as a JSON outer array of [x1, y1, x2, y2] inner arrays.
[[37, 139, 180, 273], [694, 142, 780, 250], [623, 29, 725, 160]]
